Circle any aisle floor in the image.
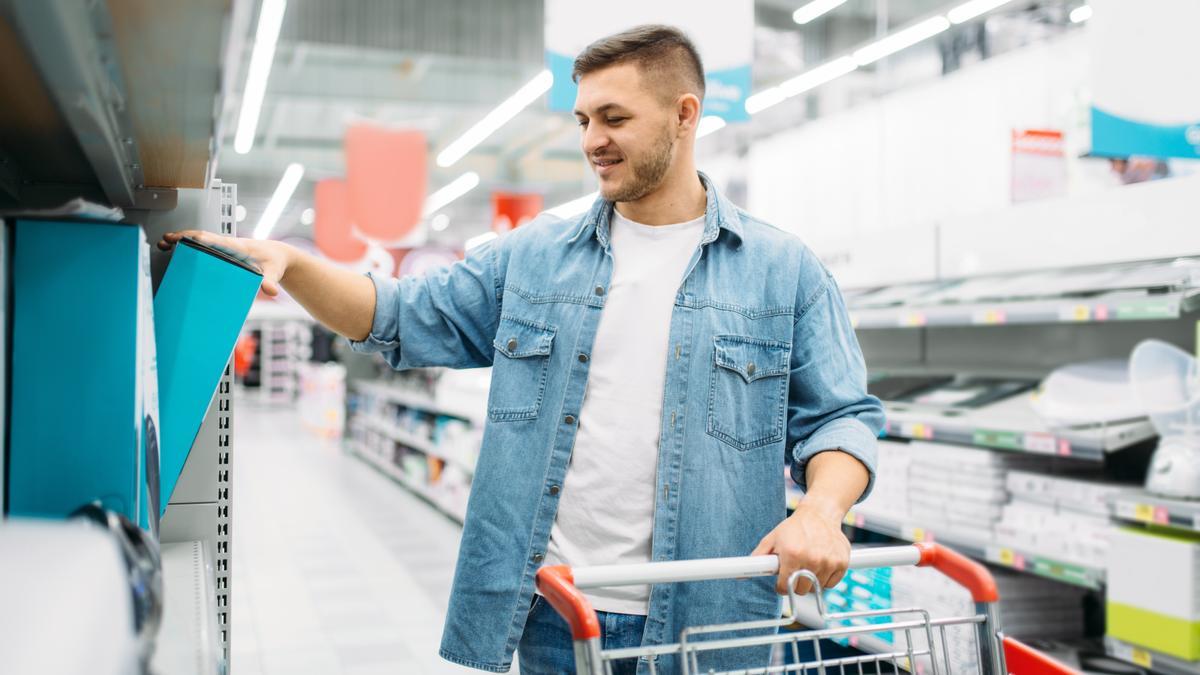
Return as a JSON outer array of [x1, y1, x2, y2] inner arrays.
[[229, 406, 485, 675]]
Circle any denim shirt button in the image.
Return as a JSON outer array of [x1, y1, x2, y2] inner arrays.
[[747, 362, 756, 376], [578, 353, 589, 363], [507, 338, 518, 351], [594, 285, 605, 296], [549, 485, 560, 495], [532, 553, 545, 563], [564, 415, 576, 425]]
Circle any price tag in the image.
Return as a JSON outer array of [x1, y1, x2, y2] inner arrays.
[[1133, 503, 1155, 523], [844, 512, 857, 526], [902, 422, 934, 440], [904, 527, 931, 542], [856, 514, 866, 528], [902, 312, 927, 327], [1130, 648, 1153, 668], [1094, 304, 1110, 321], [1022, 433, 1056, 454], [1013, 553, 1027, 571], [1155, 507, 1170, 526], [997, 548, 1015, 565], [1057, 439, 1072, 457]]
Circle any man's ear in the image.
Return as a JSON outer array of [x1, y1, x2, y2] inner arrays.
[[676, 93, 702, 136]]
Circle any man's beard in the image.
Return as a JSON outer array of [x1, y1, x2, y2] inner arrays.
[[600, 124, 675, 203]]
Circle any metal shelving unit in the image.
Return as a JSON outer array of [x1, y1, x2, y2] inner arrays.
[[881, 396, 1155, 462], [800, 494, 1107, 591], [150, 541, 223, 675], [1112, 492, 1200, 533], [348, 439, 468, 525], [1105, 636, 1200, 675], [352, 379, 483, 425]]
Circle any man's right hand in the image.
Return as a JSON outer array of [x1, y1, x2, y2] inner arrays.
[[158, 230, 291, 297]]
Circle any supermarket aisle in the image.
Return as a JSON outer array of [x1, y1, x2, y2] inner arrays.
[[229, 406, 478, 675]]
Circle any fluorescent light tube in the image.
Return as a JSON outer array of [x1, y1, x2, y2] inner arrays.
[[745, 87, 788, 115], [253, 163, 304, 240], [422, 172, 480, 217], [793, 0, 848, 25], [546, 191, 599, 219], [234, 0, 287, 155], [465, 231, 499, 251], [437, 70, 554, 168], [778, 56, 858, 97], [1069, 5, 1092, 22], [853, 16, 951, 66], [696, 116, 727, 139], [947, 0, 1014, 24]]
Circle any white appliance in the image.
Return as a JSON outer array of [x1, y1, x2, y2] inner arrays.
[[1130, 339, 1200, 499]]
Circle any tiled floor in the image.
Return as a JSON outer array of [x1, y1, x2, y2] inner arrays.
[[229, 406, 485, 675]]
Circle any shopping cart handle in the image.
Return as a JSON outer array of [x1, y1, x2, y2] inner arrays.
[[537, 565, 601, 640], [914, 542, 998, 603]]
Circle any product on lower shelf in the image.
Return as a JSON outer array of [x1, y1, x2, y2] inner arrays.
[[1107, 526, 1200, 661]]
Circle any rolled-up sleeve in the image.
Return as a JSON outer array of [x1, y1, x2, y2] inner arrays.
[[786, 268, 886, 503], [348, 240, 502, 371]]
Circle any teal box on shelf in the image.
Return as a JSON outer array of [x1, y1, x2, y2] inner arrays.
[[154, 237, 261, 514], [7, 219, 161, 533]]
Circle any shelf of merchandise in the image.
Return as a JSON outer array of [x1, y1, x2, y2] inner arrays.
[[351, 380, 483, 426], [793, 491, 1106, 591], [349, 440, 467, 525], [849, 289, 1198, 330], [355, 415, 476, 476], [1111, 491, 1200, 533], [1105, 636, 1200, 675], [881, 396, 1156, 462], [151, 541, 222, 675]]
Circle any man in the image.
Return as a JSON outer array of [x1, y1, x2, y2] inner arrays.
[[161, 24, 883, 675]]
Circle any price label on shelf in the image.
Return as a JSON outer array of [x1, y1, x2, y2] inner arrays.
[[972, 308, 1007, 325], [900, 422, 934, 440], [1022, 432, 1056, 454], [1111, 640, 1153, 668], [904, 526, 930, 542], [902, 312, 927, 327]]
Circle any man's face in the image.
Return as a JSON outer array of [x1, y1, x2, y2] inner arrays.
[[574, 63, 678, 203]]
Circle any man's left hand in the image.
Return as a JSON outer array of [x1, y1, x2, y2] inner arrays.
[[750, 498, 850, 596]]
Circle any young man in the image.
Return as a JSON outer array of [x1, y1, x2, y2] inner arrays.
[[161, 24, 883, 675]]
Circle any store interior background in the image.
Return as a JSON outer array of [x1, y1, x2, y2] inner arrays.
[[4, 0, 1200, 674]]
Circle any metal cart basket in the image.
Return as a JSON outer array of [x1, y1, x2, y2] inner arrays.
[[535, 542, 1077, 674]]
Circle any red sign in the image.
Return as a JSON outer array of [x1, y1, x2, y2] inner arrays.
[[314, 179, 367, 262], [492, 192, 543, 233], [345, 125, 427, 241]]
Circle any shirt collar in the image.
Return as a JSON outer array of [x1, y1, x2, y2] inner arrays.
[[567, 171, 744, 249]]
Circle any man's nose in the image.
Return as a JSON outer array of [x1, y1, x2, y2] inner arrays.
[[582, 125, 610, 158]]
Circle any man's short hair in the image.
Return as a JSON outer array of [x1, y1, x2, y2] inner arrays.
[[572, 24, 706, 104]]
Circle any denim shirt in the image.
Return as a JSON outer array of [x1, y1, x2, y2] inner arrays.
[[350, 174, 885, 673]]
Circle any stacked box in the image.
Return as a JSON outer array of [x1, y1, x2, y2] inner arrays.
[[1108, 527, 1200, 660]]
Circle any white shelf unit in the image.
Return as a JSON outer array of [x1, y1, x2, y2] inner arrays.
[[242, 318, 313, 405], [151, 541, 223, 675]]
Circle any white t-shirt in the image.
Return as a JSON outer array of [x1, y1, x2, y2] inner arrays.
[[544, 208, 706, 615]]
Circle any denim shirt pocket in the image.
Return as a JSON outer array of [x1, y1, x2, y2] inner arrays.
[[706, 335, 791, 451], [488, 316, 556, 422]]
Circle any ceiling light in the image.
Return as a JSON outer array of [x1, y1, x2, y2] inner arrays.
[[546, 191, 599, 219], [745, 87, 788, 115], [779, 56, 858, 97], [253, 163, 304, 240], [436, 70, 554, 168], [792, 0, 848, 25], [235, 204, 247, 222], [431, 214, 450, 232], [422, 172, 480, 217], [300, 207, 315, 225], [1069, 4, 1092, 22], [464, 231, 499, 251], [852, 16, 951, 66], [697, 116, 727, 139], [234, 0, 287, 154], [745, 56, 858, 116], [947, 0, 1013, 24]]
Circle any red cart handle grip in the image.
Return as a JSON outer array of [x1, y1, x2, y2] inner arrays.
[[915, 541, 998, 603], [535, 564, 601, 640]]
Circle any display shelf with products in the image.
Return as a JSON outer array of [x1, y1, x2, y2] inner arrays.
[[880, 395, 1155, 462], [352, 379, 484, 426], [794, 491, 1107, 591], [846, 256, 1200, 330], [1111, 491, 1200, 533], [357, 415, 476, 477], [1105, 636, 1200, 675], [348, 439, 468, 525]]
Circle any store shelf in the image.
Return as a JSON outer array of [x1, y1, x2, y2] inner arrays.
[[811, 498, 1106, 590], [1112, 491, 1200, 532], [356, 414, 476, 476], [850, 290, 1196, 329], [846, 257, 1200, 330], [151, 541, 222, 675], [352, 380, 483, 425], [1105, 636, 1200, 675], [349, 441, 467, 525], [882, 395, 1156, 461]]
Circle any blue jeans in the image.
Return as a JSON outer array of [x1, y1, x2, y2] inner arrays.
[[518, 595, 646, 675]]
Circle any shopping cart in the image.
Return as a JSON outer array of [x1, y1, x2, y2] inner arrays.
[[535, 542, 1077, 674]]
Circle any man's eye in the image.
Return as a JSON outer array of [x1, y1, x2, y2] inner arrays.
[[607, 118, 626, 125], [577, 119, 589, 127]]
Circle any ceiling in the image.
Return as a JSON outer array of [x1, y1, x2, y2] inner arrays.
[[215, 0, 1066, 246]]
